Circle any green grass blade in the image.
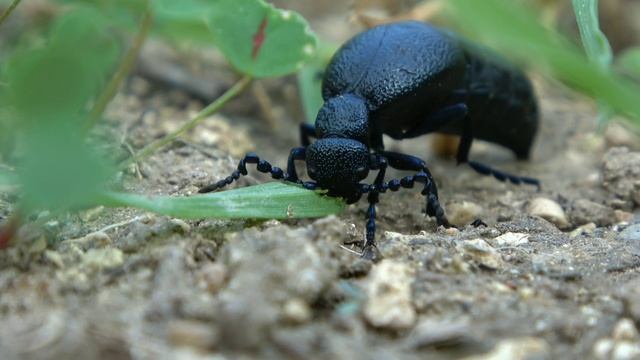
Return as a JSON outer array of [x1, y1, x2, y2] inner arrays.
[[99, 182, 345, 219], [572, 0, 613, 124], [446, 0, 640, 123], [572, 0, 612, 69]]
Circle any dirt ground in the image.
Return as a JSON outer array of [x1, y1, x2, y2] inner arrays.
[[2, 3, 640, 360]]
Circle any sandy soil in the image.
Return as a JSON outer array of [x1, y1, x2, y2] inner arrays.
[[1, 4, 640, 360]]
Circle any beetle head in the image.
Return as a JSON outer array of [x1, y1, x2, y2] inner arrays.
[[315, 94, 369, 144], [306, 138, 369, 202]]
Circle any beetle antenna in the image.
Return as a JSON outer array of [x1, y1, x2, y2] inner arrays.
[[198, 152, 287, 193]]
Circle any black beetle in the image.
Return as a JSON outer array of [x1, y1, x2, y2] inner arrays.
[[200, 21, 539, 259]]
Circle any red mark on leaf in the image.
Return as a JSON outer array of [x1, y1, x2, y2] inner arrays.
[[252, 16, 268, 60]]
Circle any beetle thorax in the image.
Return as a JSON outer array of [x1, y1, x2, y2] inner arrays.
[[315, 94, 370, 145]]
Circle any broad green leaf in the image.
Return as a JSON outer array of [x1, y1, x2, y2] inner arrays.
[[617, 48, 640, 79], [0, 167, 17, 188], [52, 0, 145, 29], [100, 182, 345, 219], [208, 0, 317, 78], [3, 9, 121, 212], [446, 0, 640, 123], [152, 0, 215, 44], [298, 63, 325, 123], [18, 122, 113, 212], [297, 41, 337, 122], [5, 8, 120, 120]]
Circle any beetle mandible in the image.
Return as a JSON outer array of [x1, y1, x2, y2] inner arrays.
[[200, 21, 539, 259]]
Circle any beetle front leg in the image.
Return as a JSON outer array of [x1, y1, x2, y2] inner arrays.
[[362, 191, 382, 261], [198, 152, 285, 193], [359, 155, 388, 260], [379, 151, 451, 228], [285, 147, 306, 183]]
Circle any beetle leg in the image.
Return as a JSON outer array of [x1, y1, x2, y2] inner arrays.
[[378, 151, 451, 228], [456, 118, 540, 189], [285, 147, 306, 183], [358, 155, 388, 260], [198, 152, 285, 193], [361, 191, 382, 261], [467, 160, 540, 188], [299, 123, 317, 147]]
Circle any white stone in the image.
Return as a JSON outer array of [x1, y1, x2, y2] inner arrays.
[[364, 260, 416, 330], [456, 239, 504, 270], [489, 232, 529, 247], [528, 197, 569, 229], [463, 337, 549, 360]]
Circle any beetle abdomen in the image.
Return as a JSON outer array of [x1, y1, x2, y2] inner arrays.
[[457, 42, 538, 159]]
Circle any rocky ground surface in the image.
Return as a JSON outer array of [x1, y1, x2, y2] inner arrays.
[[2, 3, 640, 360]]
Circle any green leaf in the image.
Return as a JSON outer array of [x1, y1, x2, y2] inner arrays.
[[297, 41, 337, 122], [0, 167, 17, 188], [99, 182, 345, 219], [571, 0, 613, 124], [571, 0, 612, 69], [2, 9, 121, 212], [617, 48, 640, 79], [152, 0, 215, 44], [52, 0, 146, 29], [208, 0, 317, 78], [5, 8, 120, 120], [446, 0, 640, 123]]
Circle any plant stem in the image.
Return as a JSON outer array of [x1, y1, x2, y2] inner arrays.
[[0, 0, 22, 29], [122, 75, 252, 168], [86, 6, 154, 129]]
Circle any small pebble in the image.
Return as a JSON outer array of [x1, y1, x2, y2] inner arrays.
[[614, 210, 633, 224], [44, 250, 65, 269], [605, 122, 640, 150], [445, 227, 460, 236], [489, 232, 529, 247], [593, 318, 640, 360], [602, 147, 640, 209], [406, 319, 473, 349], [570, 199, 615, 227], [170, 218, 191, 234], [527, 197, 569, 229], [82, 248, 124, 271], [570, 223, 596, 238], [456, 239, 503, 270], [619, 224, 640, 242], [167, 320, 219, 350], [446, 201, 483, 227], [60, 231, 112, 251], [613, 319, 639, 342], [281, 298, 312, 325], [463, 337, 549, 360], [612, 342, 640, 360], [594, 339, 615, 360], [79, 206, 104, 222], [197, 263, 227, 294], [364, 260, 416, 330], [379, 232, 418, 258]]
